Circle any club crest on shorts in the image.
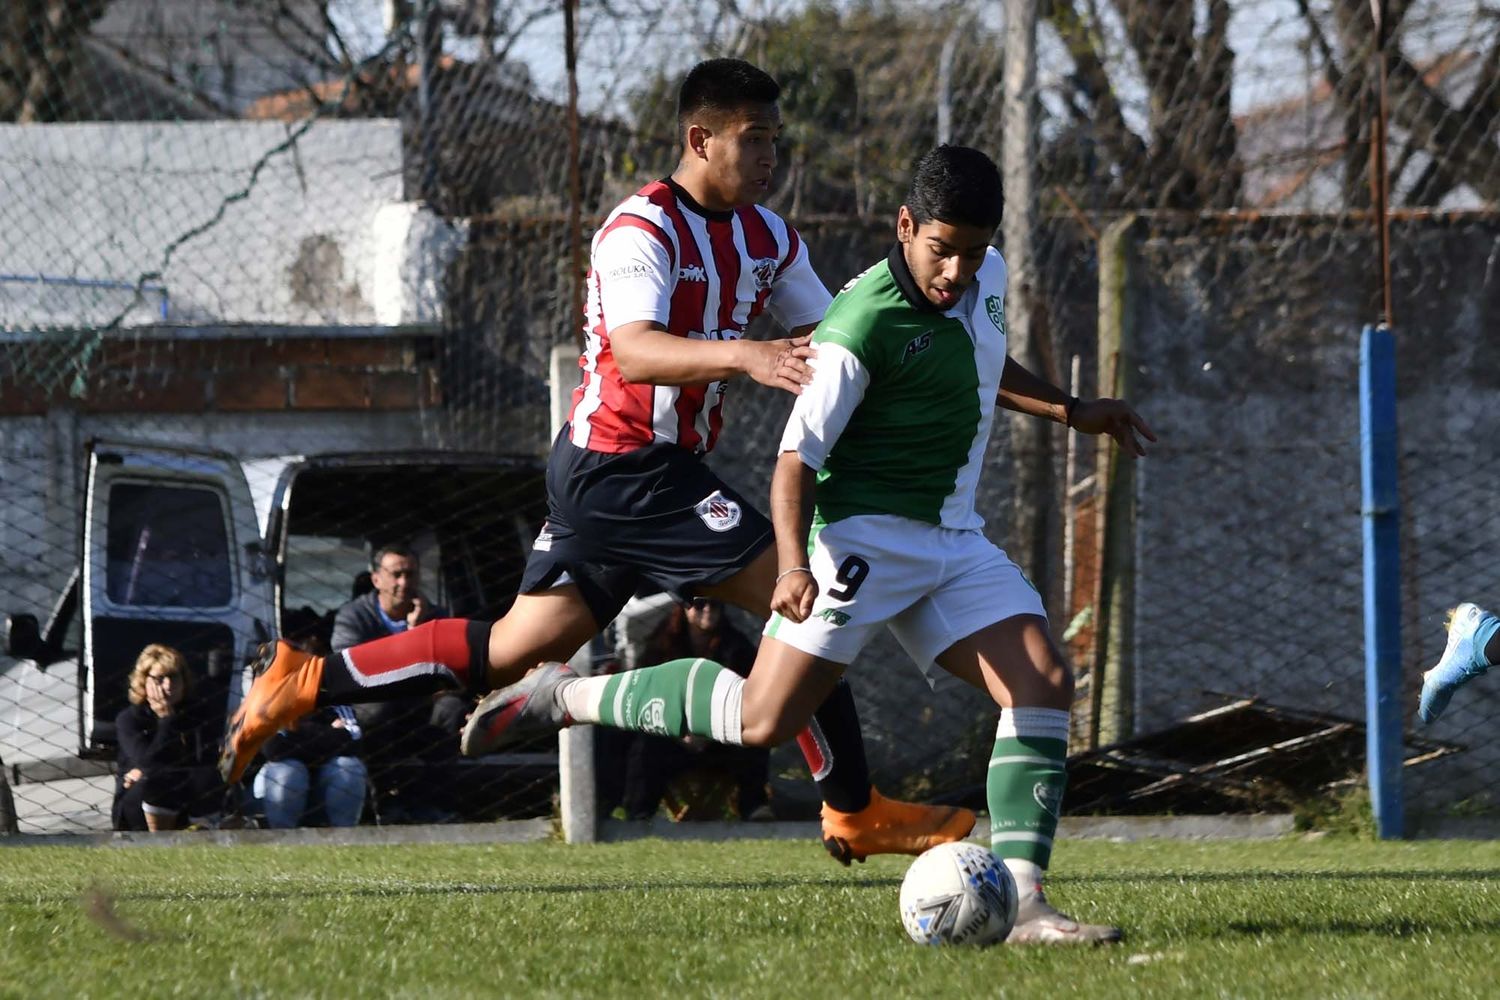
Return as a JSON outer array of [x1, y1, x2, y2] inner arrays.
[[695, 490, 741, 532], [533, 521, 554, 552]]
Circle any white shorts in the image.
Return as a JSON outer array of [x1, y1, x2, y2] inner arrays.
[[763, 514, 1046, 688]]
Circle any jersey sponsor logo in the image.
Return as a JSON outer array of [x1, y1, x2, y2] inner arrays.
[[607, 262, 654, 281], [817, 608, 851, 627], [902, 330, 933, 363], [533, 521, 554, 552], [678, 264, 708, 283], [1032, 780, 1063, 817], [695, 490, 742, 532], [985, 294, 1006, 333], [750, 257, 777, 290], [638, 697, 668, 735]]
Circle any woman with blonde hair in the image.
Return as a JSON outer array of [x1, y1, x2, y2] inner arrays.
[[112, 644, 220, 831]]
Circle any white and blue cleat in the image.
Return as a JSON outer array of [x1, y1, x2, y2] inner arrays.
[[1418, 603, 1491, 725]]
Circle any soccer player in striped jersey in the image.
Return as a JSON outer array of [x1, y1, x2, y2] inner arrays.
[[467, 145, 1155, 944], [221, 58, 974, 862]]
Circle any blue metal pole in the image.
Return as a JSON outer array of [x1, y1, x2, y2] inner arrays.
[[1360, 323, 1403, 838]]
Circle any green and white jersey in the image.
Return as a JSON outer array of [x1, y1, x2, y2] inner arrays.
[[779, 243, 1009, 530]]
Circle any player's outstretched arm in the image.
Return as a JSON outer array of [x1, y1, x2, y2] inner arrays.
[[769, 451, 819, 623], [1069, 397, 1157, 457], [997, 356, 1074, 423], [611, 321, 815, 394], [998, 358, 1156, 457]]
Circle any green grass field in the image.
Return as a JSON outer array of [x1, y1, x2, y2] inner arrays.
[[1, 835, 1497, 998]]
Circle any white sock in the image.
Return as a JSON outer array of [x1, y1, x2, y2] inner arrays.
[[713, 672, 744, 745], [997, 706, 1071, 742], [1004, 858, 1044, 899], [559, 674, 608, 723]]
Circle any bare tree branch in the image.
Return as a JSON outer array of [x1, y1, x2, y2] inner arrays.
[[1046, 0, 1149, 199], [1403, 23, 1500, 204], [1, 0, 111, 122], [1385, 40, 1500, 204]]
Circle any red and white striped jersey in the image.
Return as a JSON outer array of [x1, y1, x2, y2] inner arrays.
[[567, 178, 831, 454]]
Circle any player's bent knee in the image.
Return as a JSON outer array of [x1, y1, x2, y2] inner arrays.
[[1012, 657, 1073, 710], [1051, 662, 1076, 704], [739, 714, 802, 748]]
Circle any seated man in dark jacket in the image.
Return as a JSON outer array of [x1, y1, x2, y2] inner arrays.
[[331, 543, 468, 821], [113, 644, 222, 831]]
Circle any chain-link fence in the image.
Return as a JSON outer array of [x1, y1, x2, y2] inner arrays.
[[0, 0, 1496, 835]]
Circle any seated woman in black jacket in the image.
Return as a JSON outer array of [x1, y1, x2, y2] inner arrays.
[[112, 644, 221, 832]]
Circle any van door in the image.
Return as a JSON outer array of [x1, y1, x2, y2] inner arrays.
[[80, 441, 274, 755]]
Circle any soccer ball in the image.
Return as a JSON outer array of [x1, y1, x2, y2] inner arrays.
[[899, 842, 1018, 946]]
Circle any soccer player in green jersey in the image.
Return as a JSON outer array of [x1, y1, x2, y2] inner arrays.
[[467, 145, 1154, 944]]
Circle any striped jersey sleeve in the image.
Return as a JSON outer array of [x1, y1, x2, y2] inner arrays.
[[765, 224, 831, 330], [592, 218, 676, 331]]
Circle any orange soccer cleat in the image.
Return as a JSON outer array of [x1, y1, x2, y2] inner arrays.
[[820, 788, 977, 866], [217, 641, 324, 784]]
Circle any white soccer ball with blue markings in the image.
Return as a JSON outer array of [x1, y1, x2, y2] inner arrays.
[[899, 842, 1017, 946]]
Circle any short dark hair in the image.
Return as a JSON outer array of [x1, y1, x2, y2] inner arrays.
[[904, 145, 1004, 231], [370, 543, 416, 573], [677, 58, 780, 143]]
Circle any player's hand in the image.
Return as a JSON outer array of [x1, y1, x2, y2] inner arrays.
[[771, 567, 819, 623], [122, 767, 142, 788], [1070, 398, 1157, 458], [746, 336, 816, 395]]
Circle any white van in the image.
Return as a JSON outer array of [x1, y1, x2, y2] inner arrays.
[[1, 440, 553, 834]]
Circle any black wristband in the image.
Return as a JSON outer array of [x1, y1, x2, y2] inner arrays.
[[1064, 395, 1080, 428]]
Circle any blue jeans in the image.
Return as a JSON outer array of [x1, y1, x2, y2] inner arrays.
[[253, 757, 367, 828]]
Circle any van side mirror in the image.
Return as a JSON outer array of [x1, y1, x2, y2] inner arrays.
[[4, 614, 43, 661]]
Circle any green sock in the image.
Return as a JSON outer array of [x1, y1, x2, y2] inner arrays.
[[986, 707, 1070, 868], [566, 657, 745, 744]]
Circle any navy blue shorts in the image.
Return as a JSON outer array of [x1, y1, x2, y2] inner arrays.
[[519, 428, 772, 627]]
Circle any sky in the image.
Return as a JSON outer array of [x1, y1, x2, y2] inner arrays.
[[325, 0, 1488, 123]]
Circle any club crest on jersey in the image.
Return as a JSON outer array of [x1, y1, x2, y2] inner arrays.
[[678, 264, 707, 283], [751, 258, 777, 290], [902, 331, 933, 363], [985, 294, 1006, 333], [695, 490, 742, 532]]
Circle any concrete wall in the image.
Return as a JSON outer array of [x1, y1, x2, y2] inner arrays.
[[0, 121, 459, 330]]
